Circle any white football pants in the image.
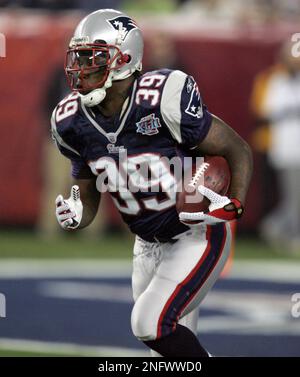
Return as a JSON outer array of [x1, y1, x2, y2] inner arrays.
[[131, 222, 231, 356]]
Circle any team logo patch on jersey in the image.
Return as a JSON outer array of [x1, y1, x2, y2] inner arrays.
[[107, 16, 138, 41], [136, 113, 161, 136], [185, 79, 203, 119]]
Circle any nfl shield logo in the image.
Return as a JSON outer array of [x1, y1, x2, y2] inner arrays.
[[136, 113, 161, 136]]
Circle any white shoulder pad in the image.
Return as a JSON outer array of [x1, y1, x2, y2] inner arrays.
[[160, 70, 187, 144]]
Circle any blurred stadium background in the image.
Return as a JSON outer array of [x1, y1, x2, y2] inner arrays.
[[0, 0, 300, 356]]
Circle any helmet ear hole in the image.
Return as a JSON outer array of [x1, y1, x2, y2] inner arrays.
[[117, 54, 131, 66], [123, 54, 131, 63]]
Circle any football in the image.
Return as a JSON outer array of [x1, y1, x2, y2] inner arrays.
[[176, 155, 231, 224]]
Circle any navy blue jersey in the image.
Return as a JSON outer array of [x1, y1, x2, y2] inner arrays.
[[51, 69, 212, 241]]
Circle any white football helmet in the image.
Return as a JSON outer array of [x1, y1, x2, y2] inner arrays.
[[65, 9, 144, 107]]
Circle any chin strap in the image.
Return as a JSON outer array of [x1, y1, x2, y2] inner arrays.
[[79, 72, 113, 107]]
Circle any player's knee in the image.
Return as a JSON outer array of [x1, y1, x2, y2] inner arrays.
[[131, 294, 158, 341]]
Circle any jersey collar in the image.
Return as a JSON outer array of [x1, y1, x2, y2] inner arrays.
[[80, 79, 137, 144]]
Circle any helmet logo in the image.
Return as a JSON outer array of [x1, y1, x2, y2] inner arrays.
[[107, 16, 137, 41]]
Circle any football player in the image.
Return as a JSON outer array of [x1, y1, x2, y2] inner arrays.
[[52, 9, 253, 357]]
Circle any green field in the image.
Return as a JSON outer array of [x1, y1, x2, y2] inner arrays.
[[0, 230, 298, 260]]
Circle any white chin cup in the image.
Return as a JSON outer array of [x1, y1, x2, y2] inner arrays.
[[80, 74, 113, 107], [80, 88, 107, 107]]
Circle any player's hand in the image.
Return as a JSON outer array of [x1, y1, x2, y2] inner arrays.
[[179, 185, 244, 225], [55, 185, 83, 230]]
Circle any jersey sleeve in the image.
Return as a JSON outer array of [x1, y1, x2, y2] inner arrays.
[[50, 107, 94, 179], [160, 70, 212, 148]]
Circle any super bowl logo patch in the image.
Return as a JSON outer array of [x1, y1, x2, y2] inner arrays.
[[107, 16, 137, 41], [136, 113, 161, 136], [185, 79, 203, 119]]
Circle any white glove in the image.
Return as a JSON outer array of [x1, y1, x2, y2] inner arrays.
[[55, 185, 83, 230], [179, 185, 243, 225]]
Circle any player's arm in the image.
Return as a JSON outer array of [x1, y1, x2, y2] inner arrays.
[[195, 114, 253, 206], [51, 104, 100, 230], [160, 70, 252, 223]]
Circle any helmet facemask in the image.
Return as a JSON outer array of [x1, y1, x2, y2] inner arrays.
[[64, 42, 130, 106]]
